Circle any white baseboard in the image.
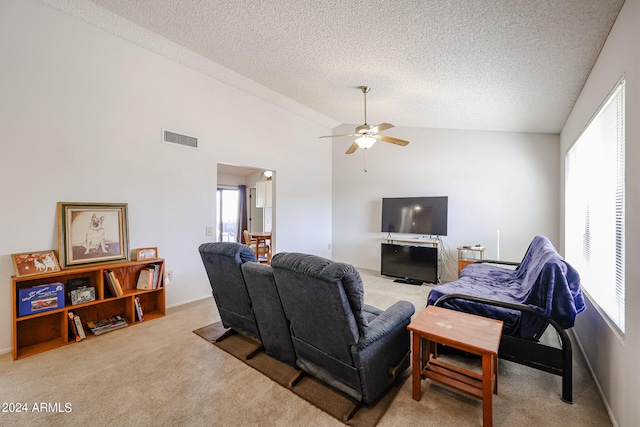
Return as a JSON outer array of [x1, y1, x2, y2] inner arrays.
[[571, 329, 619, 427], [166, 294, 212, 309]]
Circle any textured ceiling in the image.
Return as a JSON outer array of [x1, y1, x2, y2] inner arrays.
[[69, 0, 623, 133]]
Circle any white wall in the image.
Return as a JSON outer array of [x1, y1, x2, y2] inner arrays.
[[0, 0, 333, 353], [331, 124, 560, 282], [560, 0, 640, 425]]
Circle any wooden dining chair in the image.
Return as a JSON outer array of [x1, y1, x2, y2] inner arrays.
[[243, 230, 271, 264]]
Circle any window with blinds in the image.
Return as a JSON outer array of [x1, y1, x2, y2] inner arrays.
[[565, 79, 625, 334]]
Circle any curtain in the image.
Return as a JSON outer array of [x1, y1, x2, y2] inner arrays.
[[237, 185, 248, 243]]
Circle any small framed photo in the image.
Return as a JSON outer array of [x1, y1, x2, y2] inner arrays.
[[66, 277, 92, 305], [57, 202, 129, 267], [11, 250, 61, 277], [135, 247, 158, 261], [70, 286, 96, 305]]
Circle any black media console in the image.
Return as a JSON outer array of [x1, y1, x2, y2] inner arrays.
[[380, 241, 438, 285]]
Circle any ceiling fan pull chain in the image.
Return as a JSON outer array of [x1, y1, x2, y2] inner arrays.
[[363, 148, 368, 172]]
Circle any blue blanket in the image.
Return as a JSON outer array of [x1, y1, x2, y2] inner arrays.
[[427, 236, 585, 339]]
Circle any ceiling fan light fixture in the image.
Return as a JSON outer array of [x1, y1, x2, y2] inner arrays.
[[356, 135, 376, 149], [318, 86, 409, 158]]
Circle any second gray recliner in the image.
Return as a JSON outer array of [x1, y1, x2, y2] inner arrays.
[[270, 252, 415, 404]]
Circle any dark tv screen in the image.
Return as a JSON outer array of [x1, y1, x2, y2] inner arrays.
[[381, 196, 448, 236]]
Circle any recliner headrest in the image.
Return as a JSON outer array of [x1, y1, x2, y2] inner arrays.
[[198, 242, 257, 264]]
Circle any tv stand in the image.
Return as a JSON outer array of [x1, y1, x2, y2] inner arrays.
[[393, 278, 424, 286], [381, 241, 439, 285], [383, 237, 439, 247]]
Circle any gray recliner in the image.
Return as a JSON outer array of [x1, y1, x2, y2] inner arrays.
[[241, 262, 296, 366], [198, 242, 260, 339], [270, 252, 415, 404], [199, 242, 296, 367]]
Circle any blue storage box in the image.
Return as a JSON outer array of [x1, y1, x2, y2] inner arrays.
[[18, 282, 65, 317]]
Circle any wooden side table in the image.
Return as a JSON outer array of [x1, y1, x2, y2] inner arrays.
[[457, 246, 485, 276], [408, 306, 503, 427]]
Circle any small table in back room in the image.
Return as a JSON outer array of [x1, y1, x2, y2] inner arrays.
[[407, 306, 503, 427], [250, 232, 271, 264]]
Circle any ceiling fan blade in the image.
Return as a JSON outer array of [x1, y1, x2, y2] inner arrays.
[[345, 142, 359, 154], [377, 134, 410, 146], [369, 123, 394, 133], [319, 133, 357, 139]]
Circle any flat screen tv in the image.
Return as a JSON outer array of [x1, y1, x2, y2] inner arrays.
[[381, 243, 438, 284], [381, 196, 448, 236]]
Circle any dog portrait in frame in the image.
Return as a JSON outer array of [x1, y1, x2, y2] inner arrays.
[[58, 202, 129, 267]]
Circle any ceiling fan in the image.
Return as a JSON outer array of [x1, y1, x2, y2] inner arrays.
[[320, 86, 410, 154]]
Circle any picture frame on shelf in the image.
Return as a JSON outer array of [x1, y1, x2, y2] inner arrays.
[[57, 202, 129, 267], [11, 250, 61, 278], [70, 286, 96, 305], [66, 276, 93, 305], [134, 247, 158, 261]]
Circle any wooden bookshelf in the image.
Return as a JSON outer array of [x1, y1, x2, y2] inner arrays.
[[11, 258, 165, 360]]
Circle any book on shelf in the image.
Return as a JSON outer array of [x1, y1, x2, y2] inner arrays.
[[137, 264, 162, 290], [74, 313, 86, 339], [68, 312, 86, 341], [68, 312, 79, 341], [151, 263, 161, 289], [86, 315, 128, 336], [109, 270, 124, 296], [103, 270, 118, 297], [134, 296, 144, 321], [104, 270, 124, 297], [136, 268, 153, 290]]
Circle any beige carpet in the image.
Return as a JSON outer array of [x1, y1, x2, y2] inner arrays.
[[193, 322, 408, 427], [0, 268, 612, 426]]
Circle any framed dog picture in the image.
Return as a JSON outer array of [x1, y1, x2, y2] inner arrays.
[[57, 202, 129, 267], [11, 250, 61, 277], [134, 247, 158, 261]]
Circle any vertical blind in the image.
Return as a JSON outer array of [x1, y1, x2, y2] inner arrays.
[[565, 79, 625, 334]]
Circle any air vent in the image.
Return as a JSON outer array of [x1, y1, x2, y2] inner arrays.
[[162, 129, 198, 148]]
